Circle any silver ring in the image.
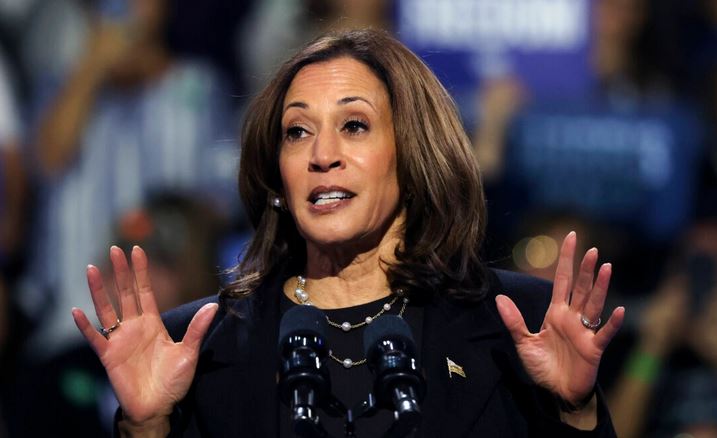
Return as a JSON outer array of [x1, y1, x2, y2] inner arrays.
[[100, 319, 121, 339], [580, 314, 601, 330]]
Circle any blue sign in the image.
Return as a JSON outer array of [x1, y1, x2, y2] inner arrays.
[[397, 0, 594, 99], [504, 102, 702, 241]]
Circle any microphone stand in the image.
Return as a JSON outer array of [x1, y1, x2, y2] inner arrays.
[[381, 382, 422, 438], [291, 383, 347, 438], [291, 381, 328, 438], [345, 393, 378, 438], [345, 389, 420, 438]]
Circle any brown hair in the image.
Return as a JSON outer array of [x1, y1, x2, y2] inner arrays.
[[223, 29, 487, 302]]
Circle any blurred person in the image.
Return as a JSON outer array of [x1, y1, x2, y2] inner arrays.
[[683, 221, 717, 370], [473, 75, 525, 182], [607, 220, 717, 438], [0, 44, 26, 272], [591, 0, 669, 96], [239, 0, 392, 92], [608, 274, 689, 438], [17, 0, 251, 108], [7, 192, 225, 437], [475, 0, 670, 185], [16, 0, 89, 98], [475, 0, 700, 297], [18, 0, 238, 358], [0, 47, 28, 418]]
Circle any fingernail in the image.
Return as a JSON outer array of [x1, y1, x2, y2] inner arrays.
[[86, 264, 94, 270], [568, 231, 576, 237], [589, 247, 598, 254], [202, 302, 219, 314]]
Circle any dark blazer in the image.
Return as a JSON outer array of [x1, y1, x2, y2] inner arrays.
[[158, 269, 616, 437]]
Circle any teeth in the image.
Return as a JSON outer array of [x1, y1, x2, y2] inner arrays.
[[316, 191, 351, 200], [315, 198, 342, 206], [313, 191, 353, 205]]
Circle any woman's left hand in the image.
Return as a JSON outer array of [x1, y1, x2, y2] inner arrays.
[[496, 231, 625, 407]]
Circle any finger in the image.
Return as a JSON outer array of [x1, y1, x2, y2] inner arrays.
[[182, 303, 219, 353], [570, 247, 598, 309], [72, 307, 107, 354], [131, 246, 159, 315], [582, 263, 612, 322], [594, 306, 625, 351], [496, 295, 531, 345], [110, 246, 139, 320], [552, 231, 577, 304], [87, 264, 119, 328]]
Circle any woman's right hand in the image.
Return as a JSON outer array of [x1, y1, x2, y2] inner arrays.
[[72, 246, 218, 425]]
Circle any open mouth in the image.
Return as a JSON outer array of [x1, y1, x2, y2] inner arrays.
[[309, 188, 356, 206]]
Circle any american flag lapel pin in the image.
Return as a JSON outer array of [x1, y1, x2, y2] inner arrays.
[[446, 357, 466, 379]]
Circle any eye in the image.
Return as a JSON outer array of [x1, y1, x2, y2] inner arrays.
[[285, 125, 309, 142], [342, 118, 369, 135]]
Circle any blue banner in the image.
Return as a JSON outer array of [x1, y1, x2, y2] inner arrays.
[[397, 0, 594, 98], [504, 103, 702, 241]]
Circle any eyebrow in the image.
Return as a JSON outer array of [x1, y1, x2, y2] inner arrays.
[[338, 96, 375, 110], [282, 96, 375, 114], [283, 101, 308, 113]]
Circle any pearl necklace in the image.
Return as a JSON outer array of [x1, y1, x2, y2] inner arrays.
[[294, 275, 410, 368]]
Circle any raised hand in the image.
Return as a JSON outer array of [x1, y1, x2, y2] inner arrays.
[[72, 246, 218, 425], [496, 232, 625, 407]]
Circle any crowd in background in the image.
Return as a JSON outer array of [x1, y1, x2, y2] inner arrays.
[[0, 0, 716, 436]]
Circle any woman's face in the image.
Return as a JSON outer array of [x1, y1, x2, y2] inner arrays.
[[279, 57, 401, 249]]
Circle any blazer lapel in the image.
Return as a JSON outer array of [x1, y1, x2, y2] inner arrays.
[[418, 286, 509, 437], [192, 280, 281, 437]]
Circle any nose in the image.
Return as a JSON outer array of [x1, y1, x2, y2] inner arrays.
[[309, 129, 345, 172]]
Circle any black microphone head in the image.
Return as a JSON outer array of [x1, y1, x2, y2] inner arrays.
[[363, 315, 415, 358], [278, 305, 328, 349], [362, 314, 425, 415]]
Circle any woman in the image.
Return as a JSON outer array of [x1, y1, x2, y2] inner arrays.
[[72, 29, 624, 437]]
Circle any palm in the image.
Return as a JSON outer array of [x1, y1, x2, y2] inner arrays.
[[496, 233, 624, 405], [514, 303, 606, 403], [72, 246, 217, 423], [99, 314, 195, 421]]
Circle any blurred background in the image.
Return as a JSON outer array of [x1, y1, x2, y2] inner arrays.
[[0, 0, 715, 436]]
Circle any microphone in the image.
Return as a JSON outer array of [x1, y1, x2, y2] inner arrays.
[[278, 305, 338, 437], [363, 315, 425, 436]]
